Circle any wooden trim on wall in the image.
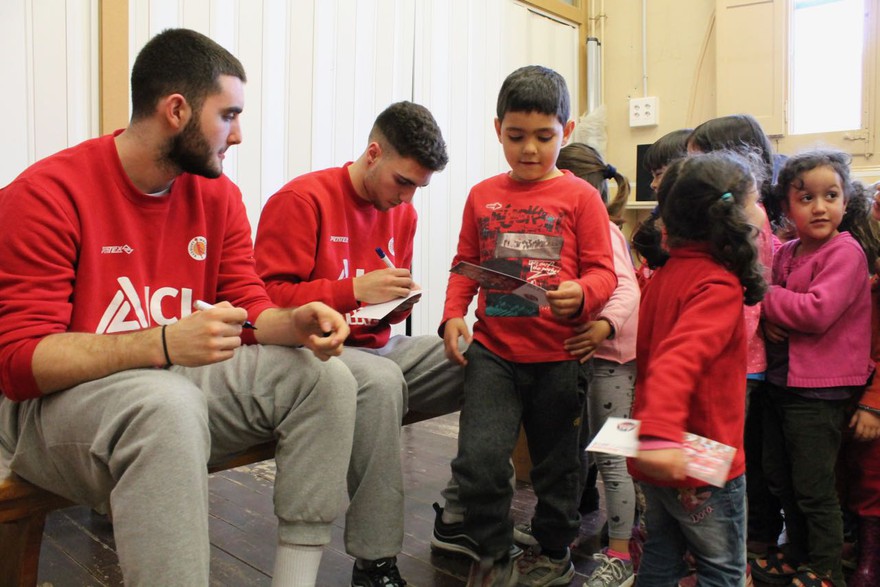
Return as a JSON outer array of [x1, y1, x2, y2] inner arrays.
[[521, 0, 589, 115], [99, 0, 128, 133]]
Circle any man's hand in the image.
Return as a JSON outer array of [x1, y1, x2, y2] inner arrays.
[[442, 317, 472, 366], [564, 319, 612, 363], [353, 268, 414, 304], [165, 301, 246, 366], [546, 280, 584, 319], [635, 447, 688, 483], [290, 302, 350, 361]]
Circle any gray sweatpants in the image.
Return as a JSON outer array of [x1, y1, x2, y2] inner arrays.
[[0, 344, 357, 587], [340, 334, 464, 560]]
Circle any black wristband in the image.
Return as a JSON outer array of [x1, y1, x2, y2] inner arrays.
[[161, 324, 173, 367], [859, 404, 880, 415]]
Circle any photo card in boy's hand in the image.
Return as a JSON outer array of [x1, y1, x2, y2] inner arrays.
[[450, 261, 548, 306]]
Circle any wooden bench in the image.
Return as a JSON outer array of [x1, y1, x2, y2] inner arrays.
[[0, 410, 436, 587]]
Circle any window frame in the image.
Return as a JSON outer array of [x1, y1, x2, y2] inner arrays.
[[776, 0, 876, 158]]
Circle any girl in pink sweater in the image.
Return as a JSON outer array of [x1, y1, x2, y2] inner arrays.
[[756, 150, 873, 587]]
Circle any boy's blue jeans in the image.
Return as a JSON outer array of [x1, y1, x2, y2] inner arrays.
[[637, 475, 747, 587], [452, 341, 584, 559]]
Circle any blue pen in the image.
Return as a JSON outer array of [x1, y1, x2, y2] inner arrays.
[[375, 247, 396, 269]]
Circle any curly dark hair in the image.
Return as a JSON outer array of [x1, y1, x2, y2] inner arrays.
[[496, 65, 570, 126], [652, 152, 767, 305], [130, 28, 246, 121], [371, 101, 448, 172], [772, 149, 880, 270]]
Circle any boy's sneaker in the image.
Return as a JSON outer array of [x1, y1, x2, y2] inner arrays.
[[431, 502, 481, 560], [584, 551, 634, 587], [351, 557, 407, 587], [513, 522, 539, 547], [430, 502, 523, 561], [467, 556, 518, 587], [516, 548, 575, 586]]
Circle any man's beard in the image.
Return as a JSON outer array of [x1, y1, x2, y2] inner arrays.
[[166, 117, 221, 179]]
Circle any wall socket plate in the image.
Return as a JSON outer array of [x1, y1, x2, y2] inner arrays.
[[629, 97, 659, 127]]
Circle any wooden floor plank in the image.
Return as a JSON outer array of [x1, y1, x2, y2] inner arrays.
[[36, 413, 617, 586]]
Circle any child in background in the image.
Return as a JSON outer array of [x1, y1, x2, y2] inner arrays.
[[630, 129, 691, 286], [513, 142, 641, 587], [557, 143, 640, 587], [441, 66, 617, 587], [756, 149, 873, 587], [686, 113, 782, 563], [630, 152, 766, 587], [847, 181, 880, 587]]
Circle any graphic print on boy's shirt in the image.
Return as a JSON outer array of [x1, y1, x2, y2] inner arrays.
[[477, 202, 564, 318]]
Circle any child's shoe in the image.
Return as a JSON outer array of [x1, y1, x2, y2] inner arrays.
[[513, 522, 539, 547], [584, 550, 634, 587], [515, 548, 574, 586], [467, 556, 519, 587]]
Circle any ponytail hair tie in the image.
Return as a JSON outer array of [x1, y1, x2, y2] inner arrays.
[[720, 192, 734, 202], [602, 164, 617, 180]]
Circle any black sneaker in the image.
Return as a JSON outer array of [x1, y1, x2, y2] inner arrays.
[[430, 502, 523, 562], [351, 557, 407, 587]]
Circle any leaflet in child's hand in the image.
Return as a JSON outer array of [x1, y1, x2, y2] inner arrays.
[[449, 261, 548, 306], [586, 417, 736, 488], [350, 290, 422, 321]]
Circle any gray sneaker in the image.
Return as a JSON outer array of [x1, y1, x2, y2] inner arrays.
[[584, 552, 634, 587], [467, 556, 519, 587], [513, 522, 539, 547], [516, 548, 575, 586]]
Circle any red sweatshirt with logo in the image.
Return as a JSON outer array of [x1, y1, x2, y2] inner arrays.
[[254, 165, 417, 349], [0, 133, 275, 401]]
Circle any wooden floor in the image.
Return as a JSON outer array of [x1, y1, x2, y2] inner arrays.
[[34, 413, 614, 586]]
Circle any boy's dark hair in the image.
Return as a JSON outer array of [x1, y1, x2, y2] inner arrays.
[[643, 129, 691, 173], [557, 143, 631, 225], [371, 101, 448, 172], [774, 149, 880, 270], [652, 152, 767, 305], [130, 28, 246, 121], [496, 65, 570, 125]]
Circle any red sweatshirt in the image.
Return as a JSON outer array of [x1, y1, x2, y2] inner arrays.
[[441, 171, 616, 363], [0, 133, 275, 401], [254, 165, 416, 348], [630, 244, 747, 487]]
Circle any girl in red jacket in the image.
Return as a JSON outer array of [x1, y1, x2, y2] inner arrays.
[[630, 151, 766, 587]]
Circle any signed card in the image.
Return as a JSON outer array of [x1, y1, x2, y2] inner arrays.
[[587, 417, 736, 488], [350, 290, 422, 321]]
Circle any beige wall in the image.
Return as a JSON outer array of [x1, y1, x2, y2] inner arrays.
[[598, 0, 880, 196], [601, 0, 716, 186]]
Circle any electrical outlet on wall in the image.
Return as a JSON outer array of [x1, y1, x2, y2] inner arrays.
[[629, 97, 659, 127]]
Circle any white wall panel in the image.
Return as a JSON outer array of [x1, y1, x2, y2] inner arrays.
[[0, 0, 98, 188], [285, 0, 316, 180], [409, 0, 580, 336], [1, 0, 33, 186]]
